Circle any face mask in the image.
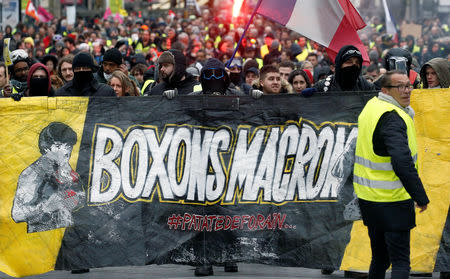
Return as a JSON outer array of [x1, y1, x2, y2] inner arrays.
[[339, 65, 360, 90], [73, 71, 93, 88], [229, 72, 241, 85], [104, 72, 113, 81], [29, 78, 49, 96], [204, 79, 226, 95]]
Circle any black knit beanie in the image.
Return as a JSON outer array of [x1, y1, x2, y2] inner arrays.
[[103, 48, 123, 65], [72, 52, 97, 70]]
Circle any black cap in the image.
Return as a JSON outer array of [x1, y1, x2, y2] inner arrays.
[[103, 48, 123, 66], [72, 52, 97, 70], [245, 67, 259, 75]]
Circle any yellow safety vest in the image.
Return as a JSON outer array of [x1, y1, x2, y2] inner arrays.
[[193, 84, 202, 92], [260, 44, 269, 58], [141, 79, 155, 95], [412, 45, 421, 54], [306, 41, 314, 52], [244, 58, 263, 69], [296, 48, 309, 62], [353, 97, 418, 202]]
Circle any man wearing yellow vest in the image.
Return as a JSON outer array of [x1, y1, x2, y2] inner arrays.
[[354, 70, 429, 279]]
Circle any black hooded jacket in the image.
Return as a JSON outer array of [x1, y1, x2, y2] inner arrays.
[[193, 58, 243, 96], [149, 73, 201, 95], [148, 49, 201, 95], [314, 45, 375, 92], [55, 76, 116, 96]]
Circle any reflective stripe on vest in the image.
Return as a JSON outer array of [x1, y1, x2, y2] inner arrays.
[[353, 175, 403, 190], [355, 154, 417, 171], [353, 97, 418, 202]]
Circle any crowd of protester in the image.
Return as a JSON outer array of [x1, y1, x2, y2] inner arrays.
[[1, 0, 450, 100]]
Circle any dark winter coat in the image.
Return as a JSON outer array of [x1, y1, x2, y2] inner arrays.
[[55, 78, 116, 97], [315, 75, 376, 92], [314, 45, 376, 92], [188, 85, 244, 96], [148, 73, 201, 95]]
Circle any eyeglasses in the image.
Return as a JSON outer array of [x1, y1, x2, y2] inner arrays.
[[386, 84, 414, 91], [203, 68, 224, 80]]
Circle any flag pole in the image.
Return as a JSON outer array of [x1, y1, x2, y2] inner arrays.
[[226, 0, 263, 68]]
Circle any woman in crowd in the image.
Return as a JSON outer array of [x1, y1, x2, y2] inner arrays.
[[108, 70, 140, 97], [130, 64, 147, 89], [41, 54, 58, 76], [288, 69, 313, 94]]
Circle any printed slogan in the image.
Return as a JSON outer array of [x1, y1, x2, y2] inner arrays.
[[88, 121, 358, 205]]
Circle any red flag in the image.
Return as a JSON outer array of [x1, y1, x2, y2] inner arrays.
[[168, 10, 176, 20], [26, 0, 39, 22], [337, 0, 366, 30]]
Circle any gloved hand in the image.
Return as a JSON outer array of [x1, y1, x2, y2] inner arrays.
[[10, 92, 23, 101], [250, 89, 264, 99], [301, 88, 317, 97], [163, 88, 178, 99]]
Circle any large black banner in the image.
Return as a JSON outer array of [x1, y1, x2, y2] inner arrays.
[[54, 93, 370, 270], [3, 92, 447, 278]]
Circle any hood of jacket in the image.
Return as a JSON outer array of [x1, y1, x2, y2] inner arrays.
[[334, 45, 363, 84], [27, 62, 51, 95], [420, 57, 450, 88], [158, 49, 187, 85], [200, 58, 230, 93]]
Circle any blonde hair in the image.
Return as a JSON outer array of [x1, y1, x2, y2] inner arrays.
[[108, 70, 140, 96]]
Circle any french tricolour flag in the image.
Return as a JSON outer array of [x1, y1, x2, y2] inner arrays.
[[256, 0, 369, 63]]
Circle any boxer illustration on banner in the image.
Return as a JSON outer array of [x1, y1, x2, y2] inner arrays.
[[11, 122, 85, 233]]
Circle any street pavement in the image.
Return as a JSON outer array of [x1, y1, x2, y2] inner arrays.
[[0, 264, 441, 279]]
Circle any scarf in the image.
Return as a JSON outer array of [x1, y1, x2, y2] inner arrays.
[[378, 92, 415, 119]]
